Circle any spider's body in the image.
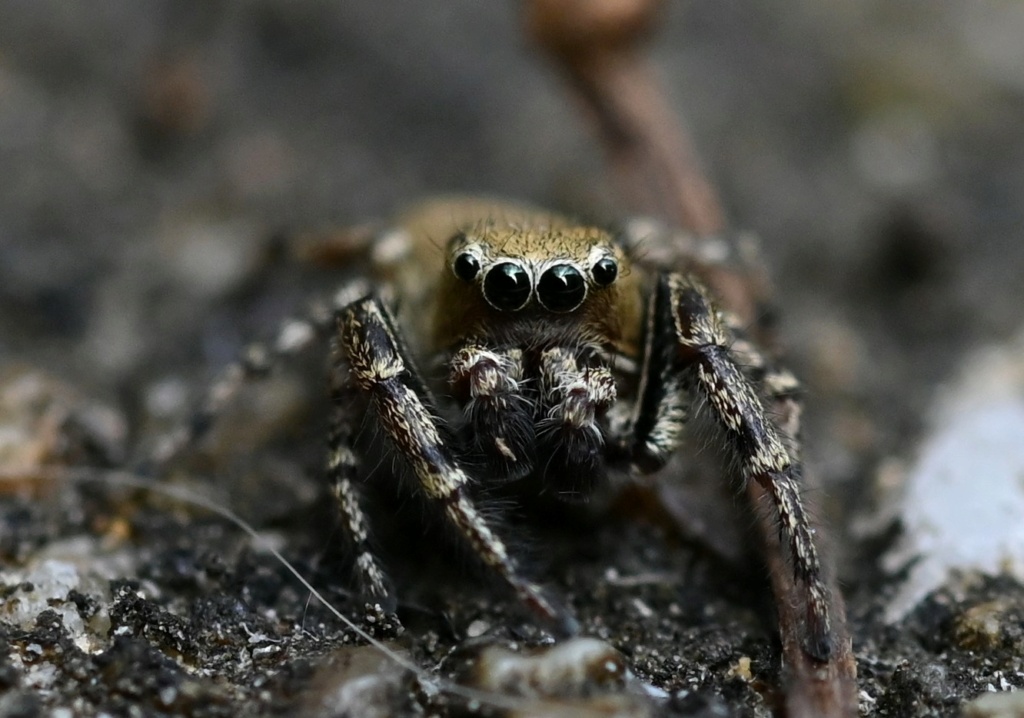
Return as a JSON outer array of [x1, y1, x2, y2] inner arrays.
[[183, 197, 834, 663], [325, 198, 832, 662]]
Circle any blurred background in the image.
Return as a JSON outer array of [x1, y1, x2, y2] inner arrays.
[[1, 1, 1023, 712], [2, 0, 1024, 555]]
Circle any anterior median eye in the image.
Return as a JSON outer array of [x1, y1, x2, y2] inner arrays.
[[592, 257, 618, 286], [538, 264, 586, 312], [483, 262, 532, 311], [453, 252, 481, 281]]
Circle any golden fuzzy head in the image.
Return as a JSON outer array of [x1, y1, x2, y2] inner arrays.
[[424, 204, 645, 354], [447, 216, 620, 313]]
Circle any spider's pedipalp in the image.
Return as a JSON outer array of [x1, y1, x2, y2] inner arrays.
[[450, 343, 535, 480], [536, 347, 616, 499]]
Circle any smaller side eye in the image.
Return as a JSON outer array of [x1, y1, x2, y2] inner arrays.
[[592, 257, 618, 286], [453, 252, 481, 281]]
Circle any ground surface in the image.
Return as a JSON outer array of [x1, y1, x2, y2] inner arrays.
[[2, 2, 1024, 716]]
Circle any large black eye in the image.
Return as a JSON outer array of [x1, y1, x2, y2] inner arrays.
[[453, 252, 480, 281], [592, 257, 618, 286], [538, 264, 586, 312], [483, 262, 532, 311]]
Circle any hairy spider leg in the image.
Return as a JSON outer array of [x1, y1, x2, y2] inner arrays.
[[619, 274, 693, 472], [667, 273, 831, 661], [143, 279, 372, 469], [617, 272, 832, 663], [325, 363, 394, 608], [337, 295, 577, 635]]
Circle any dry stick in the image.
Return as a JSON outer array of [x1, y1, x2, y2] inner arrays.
[[526, 1, 857, 716], [526, 0, 724, 236], [571, 54, 725, 237], [766, 395, 859, 716]]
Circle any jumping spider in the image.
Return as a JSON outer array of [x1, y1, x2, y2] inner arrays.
[[164, 197, 833, 662]]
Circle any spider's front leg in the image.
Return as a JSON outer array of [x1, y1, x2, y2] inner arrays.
[[336, 296, 575, 634], [628, 273, 833, 663]]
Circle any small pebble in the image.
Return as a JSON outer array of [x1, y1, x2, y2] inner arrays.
[[726, 656, 752, 682], [953, 600, 1010, 651], [470, 638, 627, 698], [466, 619, 490, 638], [964, 690, 1024, 718], [883, 331, 1024, 622]]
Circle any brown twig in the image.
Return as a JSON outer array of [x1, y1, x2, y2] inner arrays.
[[525, 0, 724, 235], [750, 477, 859, 716], [525, 1, 857, 715], [759, 386, 859, 716]]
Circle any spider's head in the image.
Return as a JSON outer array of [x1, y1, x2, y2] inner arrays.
[[444, 222, 624, 315], [424, 205, 644, 353]]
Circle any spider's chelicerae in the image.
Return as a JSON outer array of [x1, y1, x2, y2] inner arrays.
[[167, 197, 833, 663]]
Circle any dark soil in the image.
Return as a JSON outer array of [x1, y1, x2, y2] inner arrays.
[[2, 3, 1023, 716]]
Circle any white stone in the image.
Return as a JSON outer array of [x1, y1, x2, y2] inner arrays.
[[0, 536, 137, 653], [883, 331, 1024, 622]]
